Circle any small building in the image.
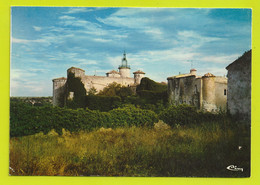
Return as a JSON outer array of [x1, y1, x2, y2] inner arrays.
[[52, 52, 145, 106], [226, 50, 251, 120], [167, 69, 227, 112]]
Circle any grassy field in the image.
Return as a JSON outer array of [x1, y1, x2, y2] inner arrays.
[[9, 121, 250, 177]]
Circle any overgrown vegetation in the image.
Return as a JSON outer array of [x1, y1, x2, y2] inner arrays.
[[136, 77, 167, 92], [66, 72, 86, 108], [98, 82, 134, 99], [10, 77, 250, 177], [9, 121, 250, 177], [136, 77, 168, 105], [85, 95, 121, 112], [65, 78, 168, 112], [159, 104, 227, 127], [10, 101, 158, 137]]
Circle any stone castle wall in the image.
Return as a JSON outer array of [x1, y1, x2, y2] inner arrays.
[[214, 77, 227, 110], [53, 66, 142, 106], [167, 71, 227, 112], [226, 50, 251, 120], [167, 75, 202, 109], [82, 75, 135, 92], [52, 78, 67, 106]]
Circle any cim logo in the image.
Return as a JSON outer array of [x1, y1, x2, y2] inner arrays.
[[226, 165, 243, 172]]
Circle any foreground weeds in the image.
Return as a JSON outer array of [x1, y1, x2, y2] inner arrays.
[[9, 121, 250, 177]]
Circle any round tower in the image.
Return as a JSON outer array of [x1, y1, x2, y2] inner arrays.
[[133, 70, 145, 84], [118, 51, 130, 78], [52, 77, 67, 106], [202, 73, 216, 111]]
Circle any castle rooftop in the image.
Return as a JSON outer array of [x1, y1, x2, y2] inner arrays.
[[203, 73, 215, 77], [52, 77, 67, 81], [167, 73, 196, 80], [106, 70, 120, 74], [133, 70, 145, 74], [67, 67, 85, 72]]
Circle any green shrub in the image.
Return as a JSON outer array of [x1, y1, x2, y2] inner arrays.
[[109, 105, 158, 128], [159, 104, 199, 127], [135, 77, 168, 106], [85, 95, 122, 112], [98, 82, 134, 99], [10, 101, 158, 137], [137, 90, 168, 104], [159, 104, 229, 127], [136, 77, 167, 92]]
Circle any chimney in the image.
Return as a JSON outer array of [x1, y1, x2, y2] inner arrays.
[[190, 69, 197, 76]]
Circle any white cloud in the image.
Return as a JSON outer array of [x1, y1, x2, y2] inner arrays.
[[143, 28, 163, 40], [12, 37, 49, 45], [33, 26, 42, 31], [10, 68, 52, 96], [92, 38, 112, 43], [59, 15, 76, 20], [11, 69, 37, 79], [96, 8, 176, 31], [97, 15, 150, 29], [200, 54, 240, 64], [65, 7, 90, 14], [64, 7, 111, 14], [76, 59, 98, 65], [12, 38, 30, 44], [177, 30, 221, 43], [197, 67, 228, 77]]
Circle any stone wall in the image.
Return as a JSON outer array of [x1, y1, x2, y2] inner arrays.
[[52, 78, 67, 106], [226, 50, 251, 120], [214, 77, 227, 111], [168, 75, 202, 109], [82, 75, 135, 92], [167, 71, 227, 112]]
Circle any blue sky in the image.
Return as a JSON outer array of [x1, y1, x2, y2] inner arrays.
[[11, 7, 251, 96]]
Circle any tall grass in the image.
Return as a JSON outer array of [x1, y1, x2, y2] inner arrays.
[[9, 121, 250, 177]]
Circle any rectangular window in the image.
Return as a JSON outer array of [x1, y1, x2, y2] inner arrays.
[[224, 89, 227, 95]]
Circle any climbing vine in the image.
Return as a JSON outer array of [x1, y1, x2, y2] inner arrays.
[[66, 72, 87, 108]]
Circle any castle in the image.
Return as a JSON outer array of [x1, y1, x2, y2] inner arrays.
[[52, 52, 145, 106], [53, 50, 251, 115], [167, 69, 227, 112]]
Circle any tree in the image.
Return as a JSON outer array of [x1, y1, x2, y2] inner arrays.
[[98, 82, 133, 98], [87, 87, 97, 96]]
